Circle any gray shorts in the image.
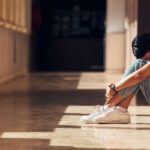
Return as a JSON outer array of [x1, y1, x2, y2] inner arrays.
[[119, 59, 150, 105]]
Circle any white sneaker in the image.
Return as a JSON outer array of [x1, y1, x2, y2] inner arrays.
[[80, 105, 105, 124], [94, 106, 130, 124]]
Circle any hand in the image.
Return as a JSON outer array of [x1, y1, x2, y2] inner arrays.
[[105, 83, 115, 99]]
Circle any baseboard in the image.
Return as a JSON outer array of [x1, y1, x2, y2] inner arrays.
[[0, 71, 29, 85], [105, 69, 124, 74]]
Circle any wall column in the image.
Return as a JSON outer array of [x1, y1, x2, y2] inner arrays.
[[105, 0, 125, 73]]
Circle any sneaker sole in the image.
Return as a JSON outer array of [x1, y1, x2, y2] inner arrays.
[[95, 119, 130, 124], [81, 120, 96, 124]]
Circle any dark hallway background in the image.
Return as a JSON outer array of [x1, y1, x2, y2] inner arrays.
[[31, 0, 106, 72]]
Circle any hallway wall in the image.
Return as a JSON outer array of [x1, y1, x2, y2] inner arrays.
[[0, 0, 31, 84], [0, 28, 30, 84], [105, 0, 125, 73], [125, 0, 138, 69]]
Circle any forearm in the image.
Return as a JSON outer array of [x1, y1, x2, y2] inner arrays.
[[111, 62, 150, 92], [115, 70, 143, 91]]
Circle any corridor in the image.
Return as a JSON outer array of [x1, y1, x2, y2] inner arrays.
[[0, 72, 150, 150]]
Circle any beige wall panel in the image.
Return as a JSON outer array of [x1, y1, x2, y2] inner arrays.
[[0, 27, 29, 81], [20, 0, 26, 28], [0, 0, 31, 34], [15, 0, 21, 26], [105, 33, 125, 73], [25, 0, 31, 34], [106, 0, 125, 33], [0, 0, 6, 25], [0, 0, 3, 20], [10, 0, 15, 23], [125, 0, 138, 69], [0, 0, 31, 84], [0, 28, 5, 74], [106, 0, 126, 73]]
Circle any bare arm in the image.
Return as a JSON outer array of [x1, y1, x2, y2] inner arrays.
[[115, 62, 150, 91]]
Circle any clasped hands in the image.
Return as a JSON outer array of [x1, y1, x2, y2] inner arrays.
[[105, 83, 117, 99]]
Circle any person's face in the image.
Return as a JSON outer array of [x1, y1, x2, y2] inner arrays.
[[141, 50, 150, 61]]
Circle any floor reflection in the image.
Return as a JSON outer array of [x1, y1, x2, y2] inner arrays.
[[0, 72, 150, 150]]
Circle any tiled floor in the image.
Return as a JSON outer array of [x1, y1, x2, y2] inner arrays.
[[0, 72, 150, 150]]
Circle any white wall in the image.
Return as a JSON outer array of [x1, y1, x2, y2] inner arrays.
[[105, 0, 126, 73], [106, 0, 125, 33]]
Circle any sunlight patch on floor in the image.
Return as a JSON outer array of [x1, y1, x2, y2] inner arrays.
[[1, 105, 150, 149], [50, 127, 150, 149], [1, 132, 52, 139], [77, 72, 122, 89], [53, 104, 150, 149]]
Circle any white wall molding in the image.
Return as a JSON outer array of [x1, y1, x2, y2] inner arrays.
[[0, 71, 29, 85]]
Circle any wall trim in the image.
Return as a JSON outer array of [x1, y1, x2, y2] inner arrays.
[[0, 71, 29, 85]]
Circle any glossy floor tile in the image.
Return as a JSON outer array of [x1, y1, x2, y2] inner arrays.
[[0, 72, 150, 150]]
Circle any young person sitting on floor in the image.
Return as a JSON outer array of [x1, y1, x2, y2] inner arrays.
[[81, 33, 150, 124]]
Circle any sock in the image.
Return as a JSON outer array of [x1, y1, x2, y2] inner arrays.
[[103, 105, 110, 111], [116, 106, 127, 113]]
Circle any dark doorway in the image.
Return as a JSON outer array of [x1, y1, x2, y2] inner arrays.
[[31, 0, 106, 72]]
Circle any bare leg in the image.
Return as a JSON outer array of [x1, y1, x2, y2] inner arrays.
[[118, 94, 134, 109], [105, 93, 122, 106], [105, 93, 134, 109]]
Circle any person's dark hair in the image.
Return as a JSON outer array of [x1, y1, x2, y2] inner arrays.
[[132, 33, 150, 59]]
